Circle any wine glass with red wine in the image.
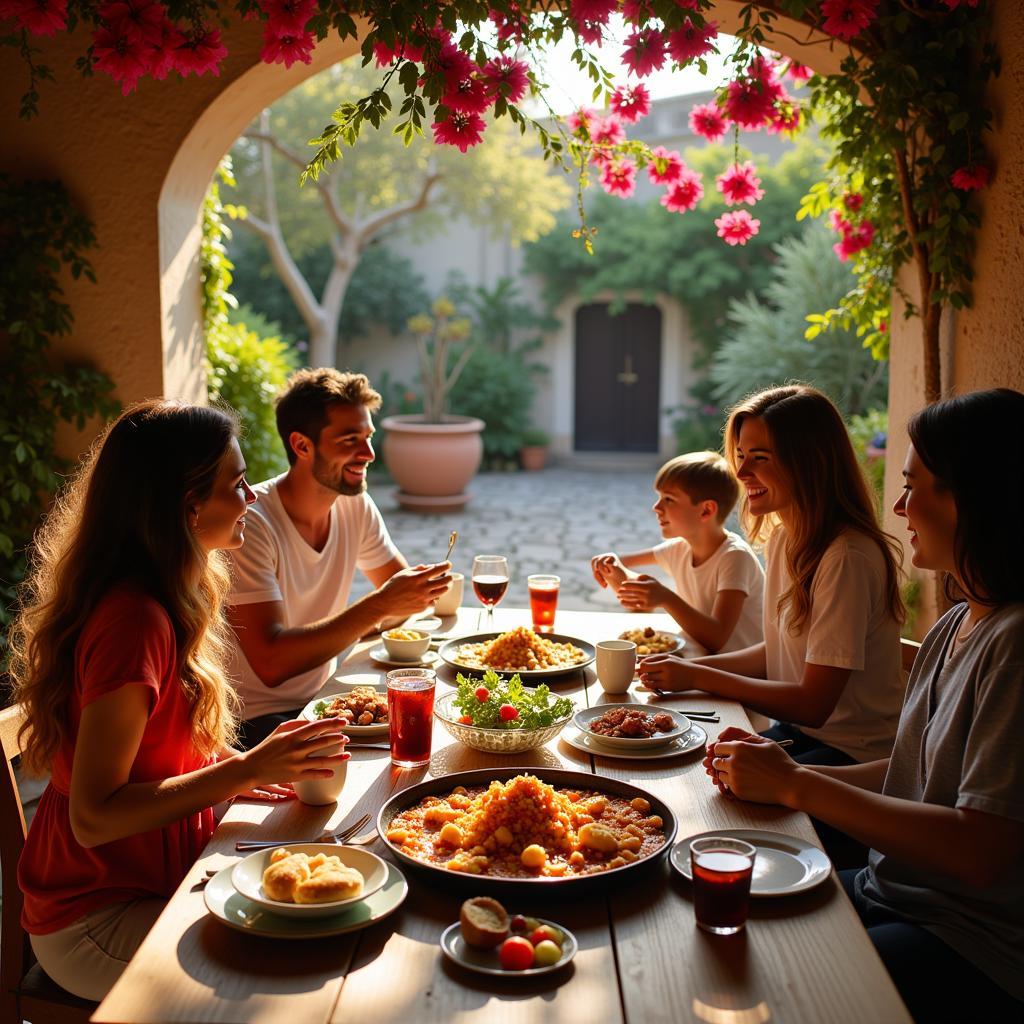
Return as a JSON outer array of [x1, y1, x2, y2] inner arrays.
[[471, 555, 509, 631]]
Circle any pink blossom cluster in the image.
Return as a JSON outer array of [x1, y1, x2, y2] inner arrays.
[[950, 164, 990, 191], [820, 0, 879, 41], [828, 204, 876, 261]]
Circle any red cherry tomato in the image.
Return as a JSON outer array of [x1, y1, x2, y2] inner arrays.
[[459, 715, 474, 725], [499, 936, 535, 971], [475, 686, 490, 702], [499, 703, 519, 722]]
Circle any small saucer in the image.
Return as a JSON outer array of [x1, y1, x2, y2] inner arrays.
[[369, 646, 440, 668], [439, 919, 577, 977]]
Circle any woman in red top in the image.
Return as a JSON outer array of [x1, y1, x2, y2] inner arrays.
[[10, 400, 348, 1001]]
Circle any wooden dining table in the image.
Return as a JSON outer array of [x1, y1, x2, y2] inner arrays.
[[93, 606, 911, 1024]]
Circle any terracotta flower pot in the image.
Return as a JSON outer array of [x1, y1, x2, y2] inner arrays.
[[519, 445, 548, 472], [381, 415, 485, 512]]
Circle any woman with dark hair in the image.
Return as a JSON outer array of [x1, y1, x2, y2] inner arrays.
[[705, 388, 1024, 1022], [640, 384, 905, 767], [11, 400, 348, 1001]]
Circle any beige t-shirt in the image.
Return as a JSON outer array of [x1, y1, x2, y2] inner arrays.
[[652, 531, 764, 654], [763, 526, 903, 762], [225, 476, 398, 719]]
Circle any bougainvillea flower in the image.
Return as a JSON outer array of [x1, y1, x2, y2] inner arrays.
[[843, 192, 864, 212], [940, 0, 979, 7], [829, 209, 852, 234], [489, 3, 526, 43], [483, 56, 529, 104], [262, 0, 316, 38], [373, 38, 425, 67], [715, 209, 761, 245], [647, 146, 684, 185], [674, 0, 701, 8], [444, 73, 491, 114], [820, 0, 879, 41], [147, 17, 184, 79], [660, 169, 704, 213], [427, 41, 476, 94], [2, 0, 67, 35], [689, 101, 727, 142], [621, 0, 653, 24], [92, 21, 150, 93], [431, 111, 486, 152], [600, 158, 638, 198], [768, 99, 802, 135], [833, 220, 875, 260], [98, 0, 166, 44], [590, 113, 625, 147], [951, 164, 990, 190], [666, 18, 718, 64], [570, 0, 615, 44], [786, 61, 813, 83], [609, 82, 651, 124], [173, 26, 227, 76], [716, 161, 765, 206], [261, 27, 314, 68], [622, 27, 667, 78], [567, 107, 596, 136], [724, 79, 775, 129]]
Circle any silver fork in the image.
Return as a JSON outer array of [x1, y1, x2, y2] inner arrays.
[[235, 812, 371, 852]]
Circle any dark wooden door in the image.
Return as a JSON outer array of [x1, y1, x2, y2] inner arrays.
[[574, 303, 662, 452]]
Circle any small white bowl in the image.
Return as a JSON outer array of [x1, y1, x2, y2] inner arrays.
[[382, 629, 431, 661], [572, 704, 691, 750], [231, 843, 388, 919]]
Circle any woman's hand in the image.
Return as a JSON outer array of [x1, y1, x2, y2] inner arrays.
[[616, 575, 669, 612], [637, 652, 694, 691], [707, 731, 803, 806], [233, 783, 296, 803], [238, 719, 350, 792]]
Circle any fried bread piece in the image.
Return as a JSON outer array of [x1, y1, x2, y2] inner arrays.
[[262, 850, 311, 901], [293, 864, 364, 903]]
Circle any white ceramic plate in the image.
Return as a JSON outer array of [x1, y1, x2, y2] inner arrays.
[[438, 632, 596, 679], [671, 828, 832, 897], [206, 862, 407, 939], [439, 919, 577, 977], [302, 682, 389, 738], [231, 843, 389, 918], [572, 704, 690, 750], [560, 723, 706, 760], [369, 645, 440, 668]]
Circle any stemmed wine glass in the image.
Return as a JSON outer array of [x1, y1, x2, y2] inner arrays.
[[471, 555, 509, 631]]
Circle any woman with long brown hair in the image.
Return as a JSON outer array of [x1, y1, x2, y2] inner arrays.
[[11, 400, 347, 1001], [639, 384, 905, 766]]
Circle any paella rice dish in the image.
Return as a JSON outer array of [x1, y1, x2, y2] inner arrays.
[[385, 774, 666, 877], [452, 627, 588, 672], [618, 626, 680, 656]]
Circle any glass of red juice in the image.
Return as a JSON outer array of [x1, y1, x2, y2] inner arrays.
[[386, 668, 436, 768], [690, 836, 757, 935], [527, 574, 560, 632]]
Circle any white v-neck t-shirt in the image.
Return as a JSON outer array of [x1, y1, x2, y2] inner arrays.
[[652, 531, 765, 654], [225, 475, 399, 719], [763, 526, 903, 762]]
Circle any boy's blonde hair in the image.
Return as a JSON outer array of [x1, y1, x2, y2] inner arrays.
[[654, 451, 740, 524]]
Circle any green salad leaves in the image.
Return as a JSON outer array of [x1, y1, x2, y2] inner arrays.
[[453, 669, 574, 730]]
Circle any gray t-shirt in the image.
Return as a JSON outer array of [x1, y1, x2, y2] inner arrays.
[[857, 601, 1024, 999]]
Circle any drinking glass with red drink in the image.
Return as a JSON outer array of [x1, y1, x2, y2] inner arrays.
[[386, 668, 436, 768], [527, 574, 560, 633], [471, 554, 509, 630], [690, 836, 757, 935]]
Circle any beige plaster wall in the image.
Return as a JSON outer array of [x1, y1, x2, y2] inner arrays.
[[884, 1, 1024, 634]]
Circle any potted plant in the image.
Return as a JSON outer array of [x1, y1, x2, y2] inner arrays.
[[381, 297, 485, 512], [519, 427, 551, 472]]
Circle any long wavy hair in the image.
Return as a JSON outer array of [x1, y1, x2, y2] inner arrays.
[[724, 384, 904, 634], [10, 399, 240, 774], [908, 388, 1024, 606]]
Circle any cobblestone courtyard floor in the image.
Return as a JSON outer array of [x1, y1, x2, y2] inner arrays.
[[351, 466, 676, 612]]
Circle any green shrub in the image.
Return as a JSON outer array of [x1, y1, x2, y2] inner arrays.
[[848, 407, 888, 516], [670, 405, 726, 456], [206, 322, 298, 484]]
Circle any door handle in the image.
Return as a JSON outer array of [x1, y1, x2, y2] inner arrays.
[[616, 354, 638, 386]]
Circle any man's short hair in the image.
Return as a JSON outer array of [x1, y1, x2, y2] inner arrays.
[[275, 368, 382, 464], [654, 451, 740, 524]]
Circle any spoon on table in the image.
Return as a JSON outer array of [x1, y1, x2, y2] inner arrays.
[[443, 529, 458, 564]]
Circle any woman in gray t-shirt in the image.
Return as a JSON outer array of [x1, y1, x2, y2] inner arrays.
[[705, 389, 1024, 1023]]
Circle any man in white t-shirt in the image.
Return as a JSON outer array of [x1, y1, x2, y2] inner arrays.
[[592, 451, 764, 655], [226, 368, 451, 747]]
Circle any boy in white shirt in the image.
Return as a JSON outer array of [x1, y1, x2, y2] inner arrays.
[[592, 451, 763, 655]]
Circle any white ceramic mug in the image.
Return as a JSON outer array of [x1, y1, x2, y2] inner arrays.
[[596, 640, 637, 694], [434, 572, 464, 616], [291, 740, 348, 806]]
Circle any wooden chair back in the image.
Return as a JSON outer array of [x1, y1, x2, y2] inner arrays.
[[0, 703, 94, 1023], [900, 637, 922, 679]]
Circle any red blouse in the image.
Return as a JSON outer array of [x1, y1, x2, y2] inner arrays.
[[19, 584, 216, 934]]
